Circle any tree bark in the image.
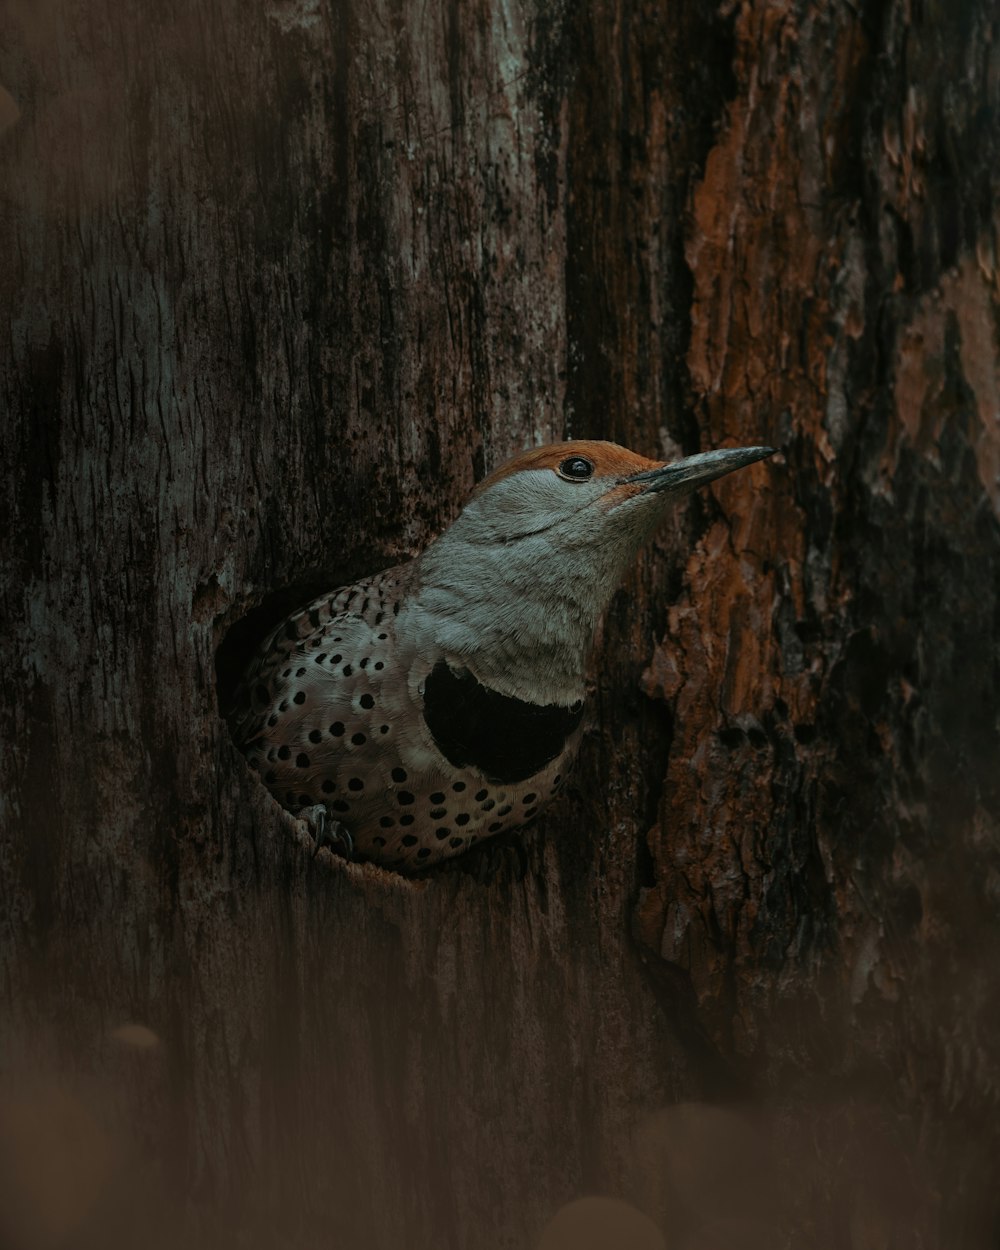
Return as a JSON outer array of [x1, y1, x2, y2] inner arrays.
[[1, 1, 998, 1248]]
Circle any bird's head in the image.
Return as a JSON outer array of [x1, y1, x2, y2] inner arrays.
[[465, 438, 773, 543], [410, 439, 774, 703]]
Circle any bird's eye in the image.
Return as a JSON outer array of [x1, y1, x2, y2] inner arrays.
[[557, 456, 595, 481]]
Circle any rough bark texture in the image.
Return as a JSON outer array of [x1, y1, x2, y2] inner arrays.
[[1, 1, 998, 1248]]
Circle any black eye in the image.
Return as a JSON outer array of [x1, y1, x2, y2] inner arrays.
[[558, 456, 595, 481]]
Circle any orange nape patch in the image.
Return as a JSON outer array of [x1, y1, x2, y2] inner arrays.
[[472, 440, 663, 497]]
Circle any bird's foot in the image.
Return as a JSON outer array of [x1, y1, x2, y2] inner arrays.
[[300, 804, 355, 861]]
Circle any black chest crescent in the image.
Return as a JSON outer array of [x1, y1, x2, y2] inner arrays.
[[422, 660, 584, 785]]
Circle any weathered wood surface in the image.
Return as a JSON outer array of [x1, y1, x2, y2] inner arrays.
[[1, 1, 998, 1247]]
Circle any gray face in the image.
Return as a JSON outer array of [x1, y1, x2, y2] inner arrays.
[[404, 444, 774, 707]]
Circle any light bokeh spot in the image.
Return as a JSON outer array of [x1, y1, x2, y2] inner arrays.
[[537, 1196, 666, 1250]]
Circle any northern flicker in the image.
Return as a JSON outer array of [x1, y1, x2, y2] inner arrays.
[[230, 440, 773, 872]]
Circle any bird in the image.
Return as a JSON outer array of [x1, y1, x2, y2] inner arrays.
[[229, 439, 774, 872]]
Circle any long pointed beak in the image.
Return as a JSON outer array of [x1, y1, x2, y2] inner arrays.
[[625, 445, 775, 494]]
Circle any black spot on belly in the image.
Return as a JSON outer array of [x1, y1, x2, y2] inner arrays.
[[422, 660, 583, 784]]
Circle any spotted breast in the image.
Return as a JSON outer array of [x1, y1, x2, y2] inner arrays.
[[233, 564, 581, 869]]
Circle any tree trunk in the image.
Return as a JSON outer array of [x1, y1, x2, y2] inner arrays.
[[2, 1, 998, 1247]]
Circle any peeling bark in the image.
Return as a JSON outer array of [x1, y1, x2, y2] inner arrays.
[[1, 1, 998, 1248]]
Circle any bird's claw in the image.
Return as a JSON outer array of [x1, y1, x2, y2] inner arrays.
[[301, 804, 355, 861]]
